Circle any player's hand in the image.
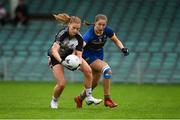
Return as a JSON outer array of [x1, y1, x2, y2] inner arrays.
[[59, 58, 63, 64], [121, 48, 129, 56], [61, 60, 71, 69]]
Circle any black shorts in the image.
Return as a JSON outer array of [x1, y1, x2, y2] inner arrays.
[[48, 55, 60, 67]]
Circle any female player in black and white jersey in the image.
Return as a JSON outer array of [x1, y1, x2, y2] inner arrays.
[[48, 13, 102, 109]]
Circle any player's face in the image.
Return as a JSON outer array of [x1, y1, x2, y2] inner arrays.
[[94, 19, 107, 34], [68, 23, 81, 36]]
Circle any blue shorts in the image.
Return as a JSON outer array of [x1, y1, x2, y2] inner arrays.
[[82, 49, 104, 64]]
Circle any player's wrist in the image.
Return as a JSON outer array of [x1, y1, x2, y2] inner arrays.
[[59, 59, 63, 64]]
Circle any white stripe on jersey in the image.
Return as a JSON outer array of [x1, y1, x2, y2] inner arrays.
[[83, 41, 86, 47], [77, 31, 83, 37], [56, 28, 68, 38]]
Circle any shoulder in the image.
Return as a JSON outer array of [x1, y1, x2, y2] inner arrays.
[[56, 27, 68, 37], [58, 27, 68, 34], [55, 27, 69, 42], [104, 26, 114, 37], [104, 26, 114, 33]]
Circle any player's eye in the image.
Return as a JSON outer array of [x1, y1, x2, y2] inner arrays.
[[98, 23, 105, 27], [98, 23, 101, 26], [73, 27, 80, 31], [77, 28, 80, 31]]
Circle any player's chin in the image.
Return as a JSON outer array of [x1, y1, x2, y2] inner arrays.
[[70, 32, 76, 36], [72, 33, 76, 36]]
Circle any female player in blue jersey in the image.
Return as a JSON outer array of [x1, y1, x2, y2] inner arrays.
[[48, 13, 102, 109], [74, 14, 129, 108]]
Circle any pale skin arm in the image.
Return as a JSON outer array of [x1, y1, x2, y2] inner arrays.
[[110, 34, 125, 50], [51, 42, 62, 63]]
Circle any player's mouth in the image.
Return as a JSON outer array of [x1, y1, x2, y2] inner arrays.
[[70, 32, 76, 36]]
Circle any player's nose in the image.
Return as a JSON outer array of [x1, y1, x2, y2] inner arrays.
[[74, 29, 78, 34], [99, 25, 104, 30]]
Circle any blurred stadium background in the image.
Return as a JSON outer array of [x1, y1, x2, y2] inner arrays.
[[0, 0, 180, 84]]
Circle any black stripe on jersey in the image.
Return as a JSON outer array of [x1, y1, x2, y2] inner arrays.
[[75, 34, 83, 51]]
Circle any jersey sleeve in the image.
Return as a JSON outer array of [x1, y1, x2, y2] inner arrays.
[[54, 29, 67, 44], [75, 34, 83, 51], [106, 27, 115, 38]]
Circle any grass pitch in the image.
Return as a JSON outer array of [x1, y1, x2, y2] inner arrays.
[[0, 81, 180, 119]]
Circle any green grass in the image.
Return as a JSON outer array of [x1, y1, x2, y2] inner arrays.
[[0, 81, 180, 119]]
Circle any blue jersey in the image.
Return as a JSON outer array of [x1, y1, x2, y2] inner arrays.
[[82, 26, 114, 64], [83, 26, 114, 51]]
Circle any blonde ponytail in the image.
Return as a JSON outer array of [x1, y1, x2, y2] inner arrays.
[[53, 13, 71, 25], [83, 21, 94, 26], [53, 13, 81, 25]]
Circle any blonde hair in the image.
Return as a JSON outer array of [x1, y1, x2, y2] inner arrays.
[[83, 14, 108, 26], [53, 13, 81, 25]]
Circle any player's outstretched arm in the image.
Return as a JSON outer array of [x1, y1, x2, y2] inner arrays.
[[110, 34, 129, 56]]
